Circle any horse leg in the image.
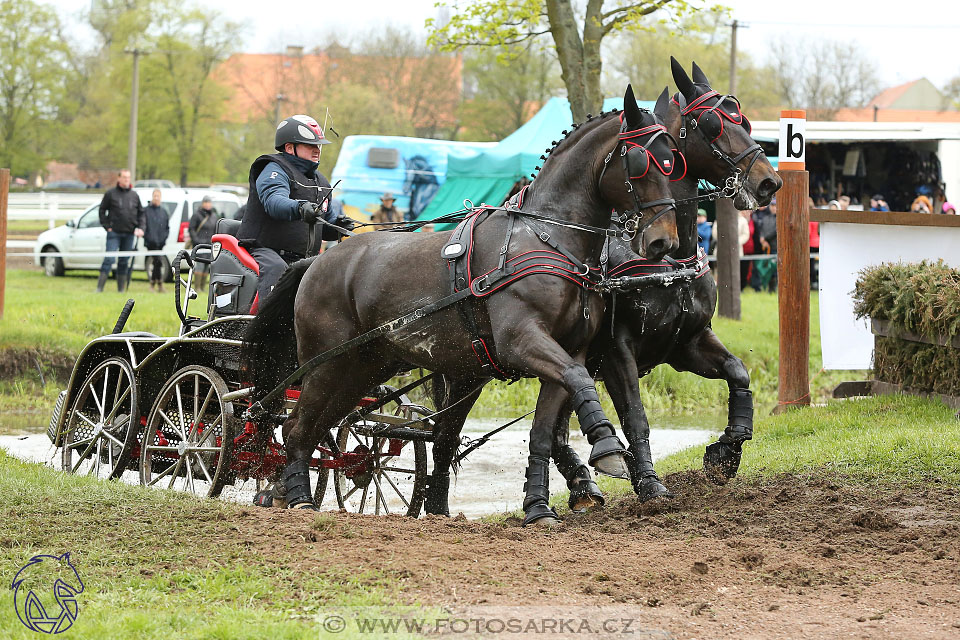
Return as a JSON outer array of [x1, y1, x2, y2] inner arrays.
[[424, 376, 485, 516], [551, 405, 605, 512], [598, 337, 673, 502], [281, 370, 376, 509], [667, 328, 752, 485], [522, 381, 570, 526]]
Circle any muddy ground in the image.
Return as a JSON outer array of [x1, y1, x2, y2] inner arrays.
[[236, 471, 960, 639]]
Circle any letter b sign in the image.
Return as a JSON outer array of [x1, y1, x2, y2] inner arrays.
[[778, 110, 806, 170]]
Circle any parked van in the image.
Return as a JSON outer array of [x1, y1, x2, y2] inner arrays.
[[330, 135, 494, 222], [34, 188, 242, 281]]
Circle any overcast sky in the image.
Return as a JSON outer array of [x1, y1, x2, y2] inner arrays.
[[52, 0, 960, 90]]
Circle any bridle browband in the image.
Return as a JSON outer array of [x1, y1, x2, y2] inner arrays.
[[672, 89, 765, 205]]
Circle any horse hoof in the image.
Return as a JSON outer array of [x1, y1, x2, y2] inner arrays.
[[591, 452, 631, 480], [289, 501, 319, 511], [569, 493, 604, 513], [522, 504, 560, 527], [703, 441, 742, 485], [636, 479, 674, 503]]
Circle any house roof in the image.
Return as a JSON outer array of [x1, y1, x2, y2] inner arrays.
[[867, 80, 919, 109]]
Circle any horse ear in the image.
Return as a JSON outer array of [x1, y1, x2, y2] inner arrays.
[[654, 87, 670, 121], [691, 60, 711, 86], [623, 83, 643, 127], [671, 56, 694, 101]]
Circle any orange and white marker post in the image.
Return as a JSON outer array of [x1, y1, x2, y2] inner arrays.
[[776, 110, 810, 412]]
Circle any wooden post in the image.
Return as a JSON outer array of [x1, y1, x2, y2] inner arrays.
[[776, 111, 810, 411], [0, 168, 8, 319], [715, 197, 741, 319]]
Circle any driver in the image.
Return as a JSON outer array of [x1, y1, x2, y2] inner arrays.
[[237, 114, 353, 304]]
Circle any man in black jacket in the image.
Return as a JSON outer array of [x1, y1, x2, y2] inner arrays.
[[97, 169, 144, 292], [143, 189, 169, 292]]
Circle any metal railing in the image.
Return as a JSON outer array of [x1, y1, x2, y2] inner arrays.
[[7, 193, 102, 228]]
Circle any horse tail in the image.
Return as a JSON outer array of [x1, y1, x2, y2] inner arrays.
[[241, 257, 316, 406]]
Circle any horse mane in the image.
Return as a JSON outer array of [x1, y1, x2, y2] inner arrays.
[[529, 109, 623, 181]]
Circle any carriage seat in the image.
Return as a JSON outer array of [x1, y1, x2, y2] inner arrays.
[[208, 219, 259, 318]]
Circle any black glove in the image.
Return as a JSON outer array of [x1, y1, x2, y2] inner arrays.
[[336, 216, 356, 231], [298, 201, 321, 224]]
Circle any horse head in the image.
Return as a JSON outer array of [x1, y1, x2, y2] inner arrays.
[[598, 84, 680, 260], [12, 553, 84, 633], [669, 57, 781, 210]]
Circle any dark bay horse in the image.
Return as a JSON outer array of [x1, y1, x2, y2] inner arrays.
[[242, 86, 682, 514], [424, 60, 782, 523]]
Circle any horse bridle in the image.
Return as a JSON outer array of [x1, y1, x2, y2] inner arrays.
[[598, 117, 680, 240], [673, 89, 765, 204]]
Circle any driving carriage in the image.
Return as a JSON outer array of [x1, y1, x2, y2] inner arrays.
[[45, 217, 439, 515]]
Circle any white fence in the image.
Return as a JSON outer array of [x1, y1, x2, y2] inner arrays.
[[7, 192, 103, 228]]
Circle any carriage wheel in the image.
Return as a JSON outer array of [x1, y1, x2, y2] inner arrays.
[[329, 388, 429, 517], [61, 357, 139, 479], [140, 366, 235, 498]]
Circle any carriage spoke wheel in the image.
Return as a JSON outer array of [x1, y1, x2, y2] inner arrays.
[[140, 366, 234, 498], [330, 388, 428, 517], [62, 357, 139, 479]]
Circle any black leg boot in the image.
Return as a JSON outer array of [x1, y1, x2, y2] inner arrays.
[[628, 439, 673, 502], [562, 367, 629, 479], [522, 455, 560, 526], [704, 388, 753, 484], [96, 271, 109, 292], [424, 472, 450, 516], [282, 459, 317, 510]]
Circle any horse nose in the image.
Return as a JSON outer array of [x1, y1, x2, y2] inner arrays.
[[644, 236, 678, 261], [758, 175, 782, 199]]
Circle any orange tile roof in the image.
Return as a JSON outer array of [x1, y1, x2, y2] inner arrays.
[[867, 80, 917, 109]]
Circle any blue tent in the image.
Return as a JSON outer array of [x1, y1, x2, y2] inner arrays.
[[419, 96, 655, 221]]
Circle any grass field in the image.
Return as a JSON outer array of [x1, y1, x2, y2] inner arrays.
[[1, 268, 858, 431], [0, 450, 413, 639]]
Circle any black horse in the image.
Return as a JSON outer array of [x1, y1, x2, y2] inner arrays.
[[242, 86, 682, 514], [424, 59, 782, 523]]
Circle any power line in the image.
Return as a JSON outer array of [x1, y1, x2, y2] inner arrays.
[[742, 20, 960, 30]]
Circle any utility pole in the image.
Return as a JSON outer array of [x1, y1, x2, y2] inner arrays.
[[125, 48, 143, 181], [716, 18, 745, 320], [729, 20, 738, 95]]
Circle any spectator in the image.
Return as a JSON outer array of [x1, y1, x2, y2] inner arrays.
[[371, 192, 402, 224], [189, 196, 222, 291], [910, 195, 932, 213], [739, 210, 754, 290], [96, 169, 144, 293], [696, 209, 711, 255], [752, 198, 778, 293], [838, 195, 851, 210], [827, 199, 841, 210], [869, 194, 889, 211], [808, 196, 820, 290], [942, 201, 956, 215], [710, 209, 749, 263], [143, 189, 169, 293]]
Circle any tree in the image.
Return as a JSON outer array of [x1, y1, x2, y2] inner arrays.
[[606, 9, 780, 116], [428, 0, 698, 122], [458, 43, 562, 140], [769, 37, 879, 119], [0, 0, 73, 176]]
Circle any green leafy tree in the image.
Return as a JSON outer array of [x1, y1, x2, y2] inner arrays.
[[428, 0, 698, 122], [458, 43, 562, 140], [0, 0, 72, 176], [607, 10, 780, 116]]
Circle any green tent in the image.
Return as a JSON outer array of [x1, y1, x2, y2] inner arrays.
[[419, 96, 655, 224]]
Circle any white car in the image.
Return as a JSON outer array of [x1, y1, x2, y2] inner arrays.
[[34, 188, 243, 281]]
